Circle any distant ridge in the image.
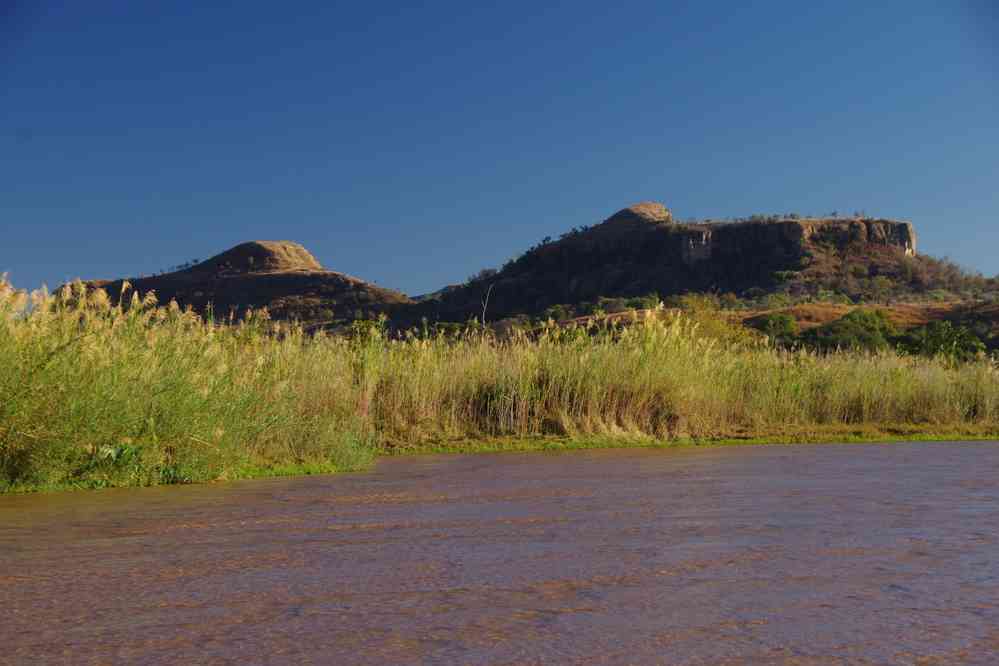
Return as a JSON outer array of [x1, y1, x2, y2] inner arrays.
[[74, 202, 991, 331]]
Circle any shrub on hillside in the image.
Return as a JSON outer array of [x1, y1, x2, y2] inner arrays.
[[802, 309, 897, 352], [624, 292, 662, 311], [751, 313, 799, 347], [542, 303, 575, 322], [896, 321, 986, 363], [668, 294, 758, 347]]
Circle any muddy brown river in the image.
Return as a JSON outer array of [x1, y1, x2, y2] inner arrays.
[[2, 442, 999, 665]]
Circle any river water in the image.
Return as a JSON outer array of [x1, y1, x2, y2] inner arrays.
[[2, 441, 998, 664]]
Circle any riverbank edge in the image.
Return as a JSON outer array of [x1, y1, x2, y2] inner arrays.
[[383, 426, 999, 456], [5, 424, 999, 494]]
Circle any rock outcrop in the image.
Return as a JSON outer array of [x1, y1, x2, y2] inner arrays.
[[604, 202, 673, 226], [671, 218, 917, 268], [194, 241, 324, 274]]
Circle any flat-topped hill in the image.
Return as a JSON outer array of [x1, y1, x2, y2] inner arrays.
[[415, 203, 926, 322]]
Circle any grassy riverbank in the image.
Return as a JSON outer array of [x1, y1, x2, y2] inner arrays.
[[3, 279, 999, 492]]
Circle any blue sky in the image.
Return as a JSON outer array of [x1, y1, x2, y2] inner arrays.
[[3, 1, 997, 295]]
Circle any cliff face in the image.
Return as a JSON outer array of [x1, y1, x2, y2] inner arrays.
[[419, 204, 919, 322], [672, 218, 916, 269], [799, 219, 916, 256]]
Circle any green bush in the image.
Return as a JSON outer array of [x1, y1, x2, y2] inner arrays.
[[802, 309, 897, 352], [542, 304, 574, 322], [896, 321, 985, 362], [752, 313, 799, 347], [624, 292, 662, 311]]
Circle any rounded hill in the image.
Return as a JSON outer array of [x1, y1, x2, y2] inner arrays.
[[603, 202, 673, 226], [191, 241, 323, 275]]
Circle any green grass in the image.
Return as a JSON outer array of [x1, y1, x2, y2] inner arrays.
[[3, 278, 999, 493]]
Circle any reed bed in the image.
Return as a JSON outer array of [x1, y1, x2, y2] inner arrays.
[[3, 278, 998, 491]]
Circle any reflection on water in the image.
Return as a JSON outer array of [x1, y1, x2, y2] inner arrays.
[[2, 442, 999, 664]]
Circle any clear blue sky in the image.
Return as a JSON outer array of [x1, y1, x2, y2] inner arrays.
[[3, 1, 997, 295]]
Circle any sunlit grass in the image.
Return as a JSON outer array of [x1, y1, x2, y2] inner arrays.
[[2, 277, 998, 492]]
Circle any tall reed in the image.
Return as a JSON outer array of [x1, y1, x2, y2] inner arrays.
[[2, 278, 997, 491]]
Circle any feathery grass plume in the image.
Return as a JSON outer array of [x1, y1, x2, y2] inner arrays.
[[1, 279, 998, 492]]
